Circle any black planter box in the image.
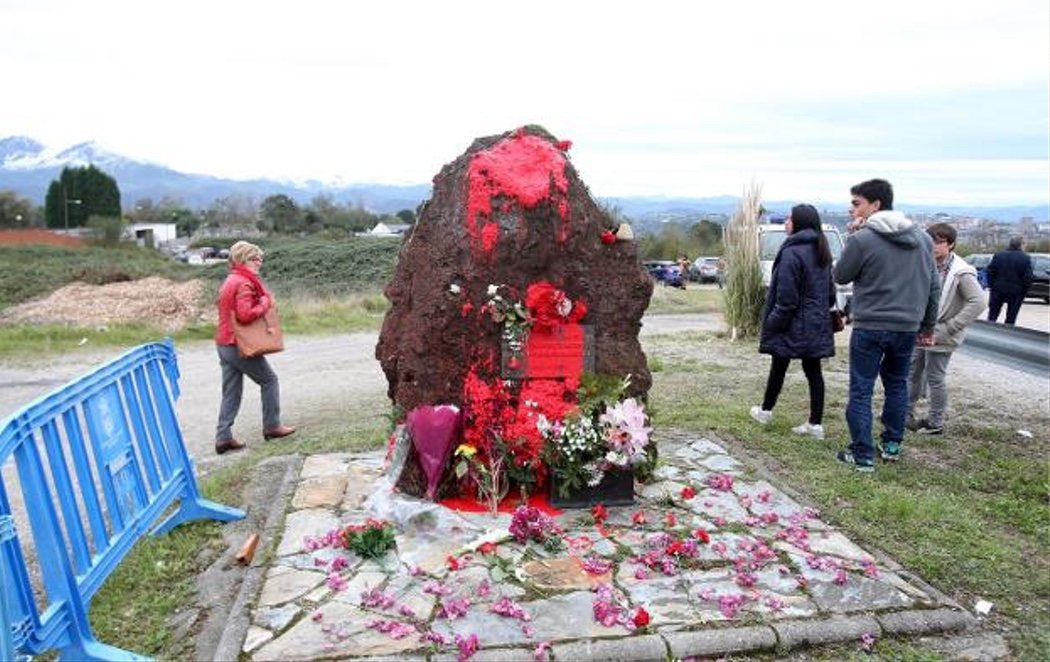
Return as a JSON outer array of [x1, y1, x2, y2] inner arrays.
[[549, 469, 635, 508]]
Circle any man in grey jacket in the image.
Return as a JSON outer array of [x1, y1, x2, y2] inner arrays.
[[907, 223, 986, 435], [833, 179, 940, 472]]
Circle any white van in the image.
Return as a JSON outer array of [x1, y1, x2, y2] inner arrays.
[[758, 222, 853, 314]]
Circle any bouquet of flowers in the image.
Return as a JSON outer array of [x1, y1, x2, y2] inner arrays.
[[341, 519, 396, 558], [539, 395, 652, 499]]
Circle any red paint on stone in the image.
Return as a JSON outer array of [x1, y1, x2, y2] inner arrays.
[[466, 132, 570, 253], [481, 223, 500, 252]]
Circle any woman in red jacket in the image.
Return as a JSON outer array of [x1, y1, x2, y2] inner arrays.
[[214, 241, 295, 454]]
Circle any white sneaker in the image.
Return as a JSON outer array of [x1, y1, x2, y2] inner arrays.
[[750, 406, 773, 424], [792, 422, 825, 440]]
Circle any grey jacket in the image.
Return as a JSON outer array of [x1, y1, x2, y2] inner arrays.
[[927, 254, 987, 352], [833, 211, 940, 332]]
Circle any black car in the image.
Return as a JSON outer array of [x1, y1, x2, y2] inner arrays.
[[1027, 253, 1049, 303]]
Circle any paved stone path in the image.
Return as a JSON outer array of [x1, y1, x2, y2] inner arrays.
[[238, 431, 972, 661]]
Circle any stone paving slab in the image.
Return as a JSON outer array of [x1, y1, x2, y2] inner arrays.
[[241, 433, 973, 660]]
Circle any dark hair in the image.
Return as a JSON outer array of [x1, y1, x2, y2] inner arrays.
[[1008, 236, 1024, 250], [790, 204, 833, 268], [926, 223, 957, 247], [850, 179, 894, 211]]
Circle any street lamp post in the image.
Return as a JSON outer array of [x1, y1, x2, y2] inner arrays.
[[63, 193, 82, 232]]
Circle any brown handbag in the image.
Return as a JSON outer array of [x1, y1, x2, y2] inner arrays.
[[232, 305, 284, 358], [830, 308, 846, 333]]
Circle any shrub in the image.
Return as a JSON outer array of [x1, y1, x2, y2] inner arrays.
[[722, 183, 765, 339]]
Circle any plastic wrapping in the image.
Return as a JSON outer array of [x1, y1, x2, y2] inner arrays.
[[406, 404, 462, 500]]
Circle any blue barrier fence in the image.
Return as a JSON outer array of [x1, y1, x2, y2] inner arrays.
[[1, 339, 244, 660]]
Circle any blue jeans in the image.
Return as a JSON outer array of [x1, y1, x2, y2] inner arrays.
[[846, 329, 917, 463]]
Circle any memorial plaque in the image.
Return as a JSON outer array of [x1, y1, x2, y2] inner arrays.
[[501, 324, 594, 380]]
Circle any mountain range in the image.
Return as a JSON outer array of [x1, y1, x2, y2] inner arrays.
[[1, 136, 1046, 224]]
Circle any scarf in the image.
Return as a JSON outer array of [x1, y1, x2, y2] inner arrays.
[[231, 264, 270, 299]]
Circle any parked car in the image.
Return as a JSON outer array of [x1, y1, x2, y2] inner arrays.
[[758, 223, 853, 314], [643, 260, 686, 288], [963, 253, 993, 289], [1027, 253, 1049, 303], [692, 257, 723, 283]]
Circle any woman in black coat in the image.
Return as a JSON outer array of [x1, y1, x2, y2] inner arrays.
[[750, 204, 835, 439]]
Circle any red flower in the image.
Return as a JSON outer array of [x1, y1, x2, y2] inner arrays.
[[632, 510, 647, 525], [600, 229, 616, 244], [666, 540, 685, 556], [591, 504, 608, 522], [447, 555, 461, 571], [507, 356, 521, 370], [632, 606, 651, 628], [680, 485, 696, 500], [664, 512, 677, 528], [693, 528, 711, 544], [568, 299, 587, 323], [478, 542, 497, 555], [461, 301, 474, 317]]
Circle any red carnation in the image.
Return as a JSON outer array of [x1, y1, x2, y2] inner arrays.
[[591, 503, 608, 522], [632, 607, 651, 628], [680, 485, 697, 500], [600, 229, 616, 244], [478, 542, 497, 555], [693, 528, 711, 544]]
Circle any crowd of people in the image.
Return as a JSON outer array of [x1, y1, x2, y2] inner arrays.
[[748, 178, 1033, 472]]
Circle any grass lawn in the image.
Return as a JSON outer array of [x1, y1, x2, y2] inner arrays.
[[646, 329, 1049, 659]]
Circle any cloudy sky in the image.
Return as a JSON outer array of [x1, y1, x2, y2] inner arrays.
[[2, 0, 1047, 206]]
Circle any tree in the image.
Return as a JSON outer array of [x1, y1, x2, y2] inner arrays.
[[44, 165, 121, 229], [692, 219, 724, 256], [260, 194, 304, 233], [205, 194, 258, 232], [395, 208, 417, 225], [0, 190, 36, 228]]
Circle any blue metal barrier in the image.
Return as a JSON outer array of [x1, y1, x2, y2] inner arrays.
[[1, 339, 244, 660]]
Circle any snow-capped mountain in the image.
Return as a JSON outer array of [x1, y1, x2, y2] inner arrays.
[[0, 135, 432, 213], [0, 136, 138, 172]]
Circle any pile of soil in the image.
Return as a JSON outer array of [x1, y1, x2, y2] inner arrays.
[[0, 229, 86, 247], [0, 277, 215, 331]]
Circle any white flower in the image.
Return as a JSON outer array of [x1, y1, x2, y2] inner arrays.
[[556, 297, 573, 318], [449, 283, 461, 295], [487, 284, 500, 297]]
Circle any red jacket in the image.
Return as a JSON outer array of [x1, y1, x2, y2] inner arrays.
[[215, 271, 272, 345]]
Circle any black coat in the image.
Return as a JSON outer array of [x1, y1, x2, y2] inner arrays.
[[987, 248, 1033, 296], [759, 229, 835, 358]]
